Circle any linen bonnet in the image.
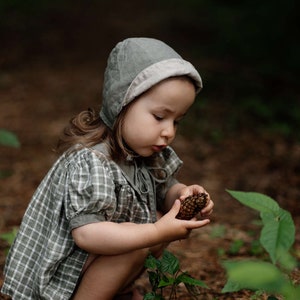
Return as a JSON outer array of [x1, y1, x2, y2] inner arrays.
[[100, 37, 202, 129]]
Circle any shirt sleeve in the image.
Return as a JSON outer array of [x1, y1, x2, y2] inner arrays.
[[61, 150, 117, 230]]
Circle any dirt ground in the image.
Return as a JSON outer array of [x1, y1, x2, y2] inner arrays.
[[0, 61, 299, 299]]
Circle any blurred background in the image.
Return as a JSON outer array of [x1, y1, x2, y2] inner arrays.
[[0, 0, 299, 298], [1, 0, 299, 213], [1, 0, 299, 123], [1, 0, 300, 236]]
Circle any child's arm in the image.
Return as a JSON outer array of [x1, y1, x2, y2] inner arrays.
[[72, 199, 209, 255]]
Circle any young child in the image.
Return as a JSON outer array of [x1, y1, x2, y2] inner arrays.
[[1, 37, 214, 300]]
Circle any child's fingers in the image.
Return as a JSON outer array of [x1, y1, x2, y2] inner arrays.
[[168, 199, 211, 230], [201, 198, 214, 214], [186, 218, 210, 229], [169, 199, 181, 216]]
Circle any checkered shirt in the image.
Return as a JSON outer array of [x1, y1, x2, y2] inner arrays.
[[1, 145, 182, 299]]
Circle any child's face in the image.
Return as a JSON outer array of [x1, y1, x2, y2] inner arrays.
[[121, 77, 196, 157]]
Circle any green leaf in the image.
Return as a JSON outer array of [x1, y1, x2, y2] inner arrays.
[[222, 260, 292, 294], [222, 279, 242, 293], [0, 129, 20, 148], [277, 249, 297, 271], [143, 293, 156, 300], [176, 273, 208, 288], [294, 286, 300, 299], [145, 254, 159, 270], [227, 190, 296, 267], [0, 227, 18, 245], [158, 276, 175, 288], [160, 250, 179, 275], [143, 292, 164, 300], [229, 239, 244, 255], [260, 209, 295, 264], [147, 271, 160, 292], [226, 190, 280, 213]]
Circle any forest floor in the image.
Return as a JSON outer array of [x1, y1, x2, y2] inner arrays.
[[0, 61, 299, 299]]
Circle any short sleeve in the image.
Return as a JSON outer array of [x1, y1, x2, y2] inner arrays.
[[61, 150, 117, 230]]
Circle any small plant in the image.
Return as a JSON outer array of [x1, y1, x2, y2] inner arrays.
[[0, 227, 18, 255], [0, 129, 20, 178], [0, 129, 20, 148], [144, 250, 208, 299], [209, 224, 226, 239], [222, 190, 300, 299], [249, 239, 265, 256], [0, 129, 20, 251], [228, 239, 244, 255]]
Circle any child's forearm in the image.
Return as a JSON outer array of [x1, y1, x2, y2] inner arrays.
[[72, 221, 163, 255], [72, 199, 211, 255]]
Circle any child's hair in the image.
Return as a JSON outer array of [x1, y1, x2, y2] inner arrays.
[[55, 109, 106, 153], [55, 106, 134, 161]]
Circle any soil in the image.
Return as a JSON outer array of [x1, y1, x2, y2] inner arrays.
[[0, 58, 299, 299]]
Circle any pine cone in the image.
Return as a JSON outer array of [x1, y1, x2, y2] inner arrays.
[[176, 193, 208, 220]]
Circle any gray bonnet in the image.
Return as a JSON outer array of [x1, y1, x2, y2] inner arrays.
[[100, 37, 202, 129]]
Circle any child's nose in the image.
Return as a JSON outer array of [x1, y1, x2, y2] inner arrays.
[[161, 123, 176, 140]]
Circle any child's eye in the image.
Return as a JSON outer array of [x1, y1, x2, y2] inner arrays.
[[153, 114, 163, 121]]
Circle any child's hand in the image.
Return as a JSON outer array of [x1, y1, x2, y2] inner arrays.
[[154, 199, 210, 242], [177, 184, 214, 218]]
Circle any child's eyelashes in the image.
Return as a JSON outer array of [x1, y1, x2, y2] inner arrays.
[[153, 114, 164, 121], [153, 114, 181, 126]]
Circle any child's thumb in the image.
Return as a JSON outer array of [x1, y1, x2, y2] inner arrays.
[[170, 199, 181, 217]]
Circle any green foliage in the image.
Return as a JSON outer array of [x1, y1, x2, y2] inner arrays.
[[0, 227, 18, 255], [144, 250, 208, 299], [209, 224, 226, 238], [222, 261, 295, 296], [222, 190, 299, 299], [249, 239, 265, 256], [0, 129, 20, 178], [231, 97, 299, 137], [0, 227, 18, 245], [227, 190, 295, 265], [228, 239, 244, 255], [0, 129, 20, 148]]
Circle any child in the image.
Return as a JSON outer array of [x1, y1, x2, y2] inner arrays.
[[1, 37, 214, 300]]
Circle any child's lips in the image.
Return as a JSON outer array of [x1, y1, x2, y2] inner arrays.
[[152, 145, 166, 152]]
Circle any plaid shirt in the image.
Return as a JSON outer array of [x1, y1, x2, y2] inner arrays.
[[1, 144, 182, 299]]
